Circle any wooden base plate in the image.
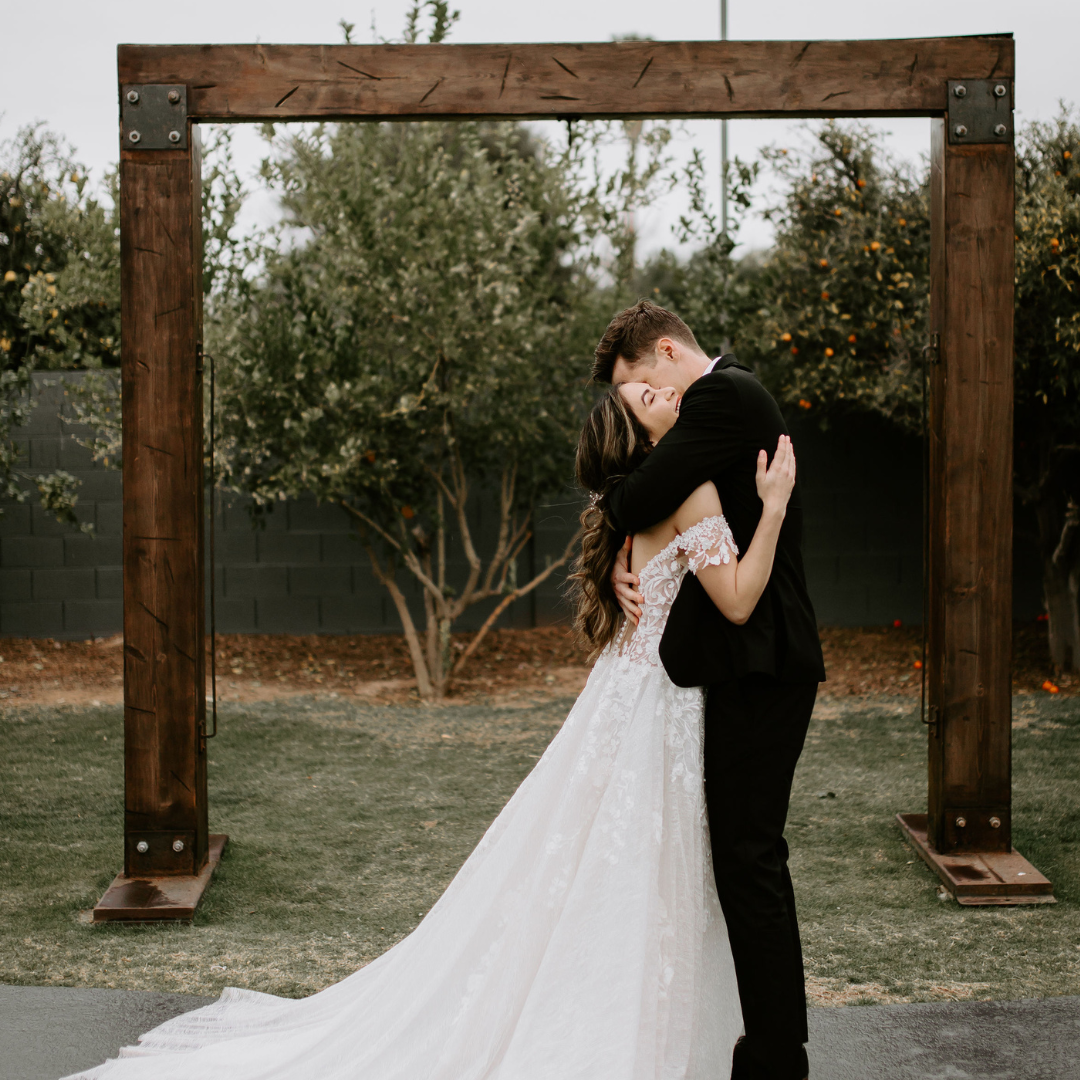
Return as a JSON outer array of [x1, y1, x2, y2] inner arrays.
[[93, 835, 228, 923], [897, 814, 1054, 905]]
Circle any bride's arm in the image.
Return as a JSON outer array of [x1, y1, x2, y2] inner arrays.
[[673, 435, 796, 626]]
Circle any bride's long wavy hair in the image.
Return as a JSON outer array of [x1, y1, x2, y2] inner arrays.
[[568, 387, 653, 659]]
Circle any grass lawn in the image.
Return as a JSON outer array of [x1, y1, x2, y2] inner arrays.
[[1, 691, 1078, 1005]]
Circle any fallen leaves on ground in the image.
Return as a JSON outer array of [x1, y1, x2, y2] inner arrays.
[[0, 621, 1071, 708]]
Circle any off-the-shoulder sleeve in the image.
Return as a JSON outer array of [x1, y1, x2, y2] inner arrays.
[[679, 515, 739, 575]]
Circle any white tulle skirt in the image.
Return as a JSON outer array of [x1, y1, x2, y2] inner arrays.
[[68, 648, 742, 1080]]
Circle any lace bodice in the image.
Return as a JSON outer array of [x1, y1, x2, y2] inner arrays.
[[614, 515, 738, 668]]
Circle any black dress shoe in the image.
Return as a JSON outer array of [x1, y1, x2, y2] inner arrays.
[[730, 1035, 809, 1080]]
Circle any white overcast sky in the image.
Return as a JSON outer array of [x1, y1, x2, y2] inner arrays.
[[2, 0, 1076, 254]]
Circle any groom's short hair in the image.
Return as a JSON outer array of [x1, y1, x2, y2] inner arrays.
[[591, 300, 702, 384]]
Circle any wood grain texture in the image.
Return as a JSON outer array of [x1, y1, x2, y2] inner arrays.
[[117, 37, 1014, 122], [927, 130, 1014, 855], [121, 140, 207, 877]]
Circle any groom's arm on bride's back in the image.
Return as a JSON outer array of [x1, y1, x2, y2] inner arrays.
[[607, 374, 741, 535]]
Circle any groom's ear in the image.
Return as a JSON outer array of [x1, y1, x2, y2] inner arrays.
[[653, 338, 678, 365]]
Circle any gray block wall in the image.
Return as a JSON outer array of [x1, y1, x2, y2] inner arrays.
[[0, 376, 122, 638], [0, 374, 580, 638], [790, 412, 1043, 626], [0, 374, 1043, 638]]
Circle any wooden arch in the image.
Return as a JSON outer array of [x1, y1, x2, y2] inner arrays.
[[96, 34, 1054, 920]]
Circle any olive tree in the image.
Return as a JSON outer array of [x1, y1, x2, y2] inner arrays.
[[0, 126, 119, 526], [209, 117, 604, 698]]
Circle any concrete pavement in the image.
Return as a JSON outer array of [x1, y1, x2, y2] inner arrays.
[[2, 985, 1077, 1080]]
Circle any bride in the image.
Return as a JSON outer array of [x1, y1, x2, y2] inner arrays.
[[68, 383, 797, 1080]]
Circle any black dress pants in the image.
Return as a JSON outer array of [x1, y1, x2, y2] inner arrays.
[[704, 674, 818, 1080]]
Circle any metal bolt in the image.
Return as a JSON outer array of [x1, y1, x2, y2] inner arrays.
[[956, 816, 967, 828], [994, 124, 1007, 137], [168, 130, 181, 144], [172, 839, 185, 852], [953, 85, 967, 98], [168, 90, 181, 104], [990, 816, 1002, 828], [994, 83, 1007, 98], [128, 131, 141, 144], [126, 90, 140, 104], [136, 840, 149, 853], [954, 125, 968, 139]]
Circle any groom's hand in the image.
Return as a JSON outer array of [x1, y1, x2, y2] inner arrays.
[[612, 535, 643, 626]]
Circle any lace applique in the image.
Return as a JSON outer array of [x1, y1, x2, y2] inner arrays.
[[612, 515, 738, 670], [678, 515, 739, 575]]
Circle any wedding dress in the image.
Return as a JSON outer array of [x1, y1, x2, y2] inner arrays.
[[68, 515, 743, 1080]]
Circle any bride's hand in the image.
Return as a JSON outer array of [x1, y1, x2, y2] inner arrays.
[[755, 434, 796, 516], [612, 535, 643, 626]]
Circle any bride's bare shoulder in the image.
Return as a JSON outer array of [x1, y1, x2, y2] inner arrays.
[[673, 482, 722, 532], [630, 483, 722, 574]]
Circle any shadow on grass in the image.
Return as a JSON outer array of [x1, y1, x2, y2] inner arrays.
[[1, 692, 1076, 1003]]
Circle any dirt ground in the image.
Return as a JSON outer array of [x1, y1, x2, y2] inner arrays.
[[0, 620, 1072, 709]]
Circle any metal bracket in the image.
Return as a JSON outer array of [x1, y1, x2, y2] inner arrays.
[[922, 331, 940, 367], [947, 80, 1012, 146], [121, 85, 188, 150]]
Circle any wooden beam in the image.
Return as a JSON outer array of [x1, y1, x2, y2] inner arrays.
[[120, 129, 207, 878], [117, 36, 1014, 123], [926, 118, 1014, 855]]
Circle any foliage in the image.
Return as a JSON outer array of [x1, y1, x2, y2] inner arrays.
[[644, 148, 760, 356], [207, 115, 607, 698], [735, 123, 930, 431], [58, 127, 250, 470], [663, 114, 1080, 668], [1013, 109, 1080, 670], [0, 126, 120, 528]]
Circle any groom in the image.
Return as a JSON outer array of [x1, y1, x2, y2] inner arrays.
[[594, 301, 825, 1080]]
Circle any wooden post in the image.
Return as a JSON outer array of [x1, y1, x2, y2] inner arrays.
[[928, 118, 1015, 854], [898, 108, 1052, 904], [94, 120, 223, 921], [121, 127, 207, 875]]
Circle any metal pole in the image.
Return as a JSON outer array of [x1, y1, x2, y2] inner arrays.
[[720, 0, 728, 239]]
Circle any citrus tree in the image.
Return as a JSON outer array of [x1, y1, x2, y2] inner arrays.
[[733, 123, 929, 432], [669, 118, 1080, 671], [1014, 111, 1080, 671]]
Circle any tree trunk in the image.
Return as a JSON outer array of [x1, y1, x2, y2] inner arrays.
[[429, 616, 453, 700], [1035, 494, 1080, 673], [383, 577, 435, 698]]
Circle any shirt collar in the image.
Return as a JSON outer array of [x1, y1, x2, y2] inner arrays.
[[704, 356, 722, 375]]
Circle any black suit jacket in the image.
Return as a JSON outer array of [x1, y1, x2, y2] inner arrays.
[[608, 357, 826, 688]]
